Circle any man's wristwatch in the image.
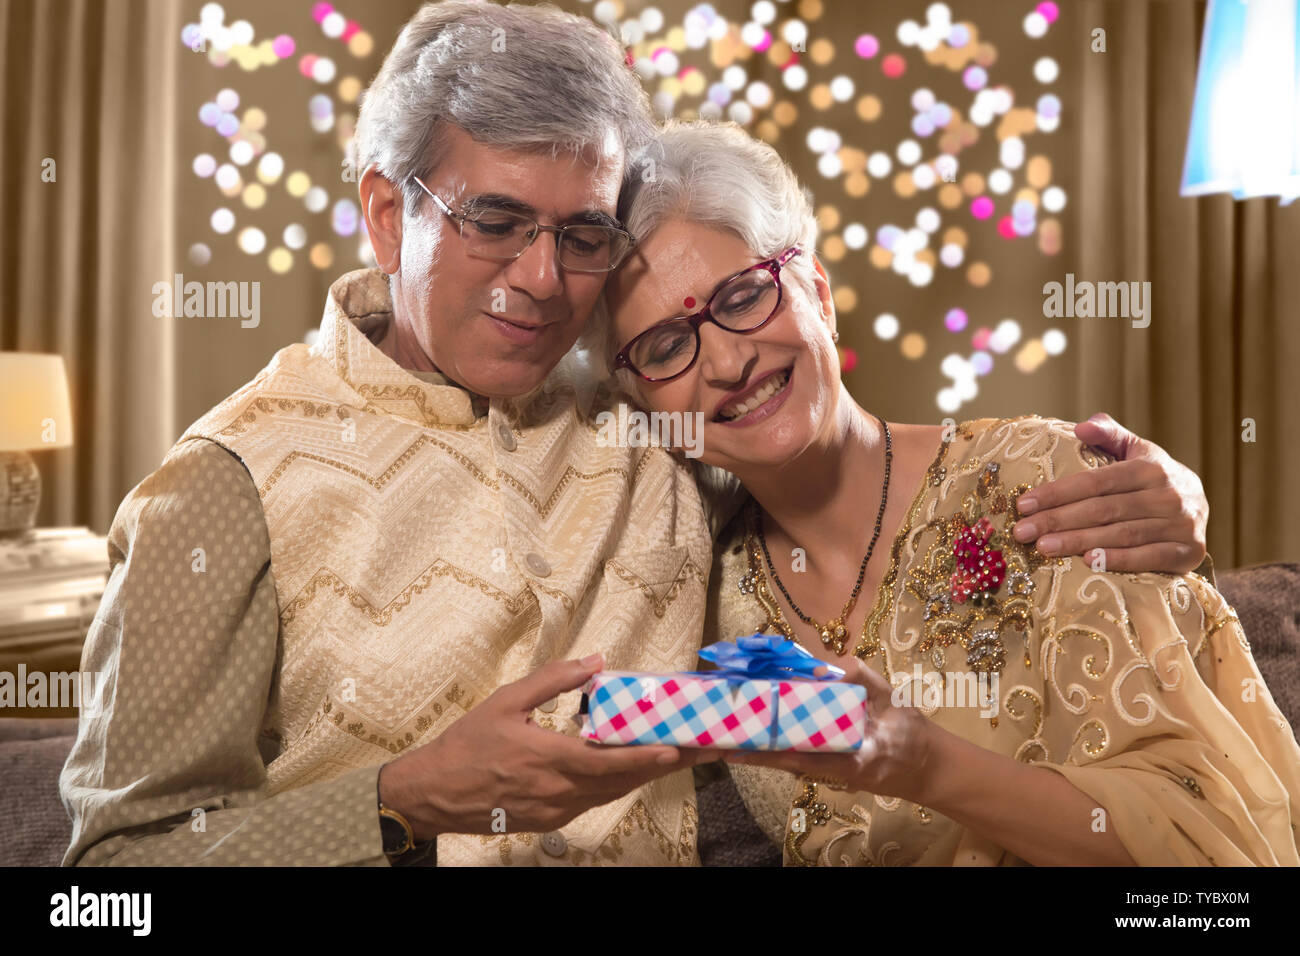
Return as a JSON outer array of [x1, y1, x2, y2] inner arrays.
[[378, 799, 435, 865]]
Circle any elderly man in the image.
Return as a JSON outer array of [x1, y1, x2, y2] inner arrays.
[[60, 0, 1211, 867]]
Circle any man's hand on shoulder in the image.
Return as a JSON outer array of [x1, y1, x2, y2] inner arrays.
[[1010, 413, 1209, 574]]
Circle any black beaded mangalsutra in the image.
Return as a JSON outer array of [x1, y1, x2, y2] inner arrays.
[[756, 415, 892, 654]]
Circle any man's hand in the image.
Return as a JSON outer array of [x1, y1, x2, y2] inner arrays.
[[377, 655, 712, 840], [1012, 412, 1209, 574]]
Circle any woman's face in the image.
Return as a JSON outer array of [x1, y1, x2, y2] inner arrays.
[[604, 219, 842, 475]]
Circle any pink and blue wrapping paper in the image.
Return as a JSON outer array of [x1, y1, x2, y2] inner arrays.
[[579, 635, 868, 752]]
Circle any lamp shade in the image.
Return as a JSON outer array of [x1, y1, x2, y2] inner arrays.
[[0, 352, 74, 451], [1181, 0, 1300, 203]]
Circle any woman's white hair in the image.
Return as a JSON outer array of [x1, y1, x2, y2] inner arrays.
[[582, 120, 821, 389], [352, 0, 655, 217]]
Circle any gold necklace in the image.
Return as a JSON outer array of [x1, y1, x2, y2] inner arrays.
[[742, 416, 892, 655]]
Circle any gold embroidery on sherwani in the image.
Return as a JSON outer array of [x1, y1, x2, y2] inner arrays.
[[177, 267, 709, 866], [280, 558, 541, 626], [604, 555, 708, 618], [259, 433, 496, 498], [217, 396, 385, 437], [355, 384, 482, 430], [260, 432, 639, 517], [500, 464, 634, 518], [709, 415, 1300, 867]]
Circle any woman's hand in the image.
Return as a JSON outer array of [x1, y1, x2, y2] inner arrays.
[[724, 661, 1137, 865], [723, 659, 938, 803]]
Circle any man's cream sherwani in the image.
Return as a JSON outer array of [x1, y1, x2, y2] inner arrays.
[[164, 268, 712, 864]]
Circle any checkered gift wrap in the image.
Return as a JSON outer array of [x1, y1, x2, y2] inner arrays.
[[771, 679, 868, 751], [579, 671, 867, 752]]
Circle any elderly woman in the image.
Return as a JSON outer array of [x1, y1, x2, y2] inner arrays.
[[595, 121, 1300, 866]]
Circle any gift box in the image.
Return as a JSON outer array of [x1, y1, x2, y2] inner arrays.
[[579, 634, 868, 752]]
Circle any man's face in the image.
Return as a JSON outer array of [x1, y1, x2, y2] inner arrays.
[[387, 125, 624, 399]]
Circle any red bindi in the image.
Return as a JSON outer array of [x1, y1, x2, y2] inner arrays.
[[683, 296, 696, 309]]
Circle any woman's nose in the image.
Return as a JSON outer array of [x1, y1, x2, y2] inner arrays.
[[697, 320, 757, 386]]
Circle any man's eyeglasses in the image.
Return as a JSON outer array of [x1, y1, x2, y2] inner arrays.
[[410, 176, 635, 274], [613, 247, 803, 382]]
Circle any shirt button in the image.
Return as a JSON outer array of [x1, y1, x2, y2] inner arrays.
[[496, 423, 517, 451], [540, 831, 567, 857], [537, 696, 558, 713], [524, 552, 551, 577]]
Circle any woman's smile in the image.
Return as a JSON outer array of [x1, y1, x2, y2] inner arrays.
[[711, 365, 795, 427]]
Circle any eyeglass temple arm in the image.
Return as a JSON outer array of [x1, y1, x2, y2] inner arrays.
[[412, 178, 458, 218], [432, 194, 460, 220], [413, 176, 632, 236]]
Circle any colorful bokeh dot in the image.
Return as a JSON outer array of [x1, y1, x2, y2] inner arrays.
[[900, 332, 927, 359]]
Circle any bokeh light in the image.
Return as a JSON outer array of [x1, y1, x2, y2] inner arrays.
[[180, 1, 1067, 409], [268, 247, 294, 274], [237, 226, 266, 254]]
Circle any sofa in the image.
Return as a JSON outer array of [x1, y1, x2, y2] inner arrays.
[[4, 562, 1297, 867]]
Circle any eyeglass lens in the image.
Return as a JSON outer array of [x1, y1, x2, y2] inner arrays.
[[461, 209, 626, 271], [626, 267, 780, 378]]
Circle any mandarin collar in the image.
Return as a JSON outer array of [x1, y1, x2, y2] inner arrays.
[[313, 267, 491, 424]]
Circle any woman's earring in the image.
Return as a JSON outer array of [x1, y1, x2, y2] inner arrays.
[[832, 331, 840, 343]]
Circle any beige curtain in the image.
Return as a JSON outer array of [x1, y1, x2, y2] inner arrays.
[[1074, 0, 1300, 567], [0, 0, 179, 535], [1, 0, 1294, 567]]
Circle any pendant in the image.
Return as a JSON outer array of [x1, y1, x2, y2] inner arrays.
[[819, 620, 848, 652]]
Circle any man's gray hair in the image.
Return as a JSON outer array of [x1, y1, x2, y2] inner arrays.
[[353, 0, 655, 216], [584, 120, 821, 384]]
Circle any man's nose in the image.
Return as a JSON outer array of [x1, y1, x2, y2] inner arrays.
[[698, 321, 757, 386], [505, 229, 564, 302]]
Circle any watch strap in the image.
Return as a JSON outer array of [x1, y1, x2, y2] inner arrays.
[[378, 801, 415, 859]]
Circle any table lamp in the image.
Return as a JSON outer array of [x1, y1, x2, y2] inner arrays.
[[0, 352, 74, 534]]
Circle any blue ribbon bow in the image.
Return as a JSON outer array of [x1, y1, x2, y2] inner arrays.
[[696, 633, 845, 684]]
